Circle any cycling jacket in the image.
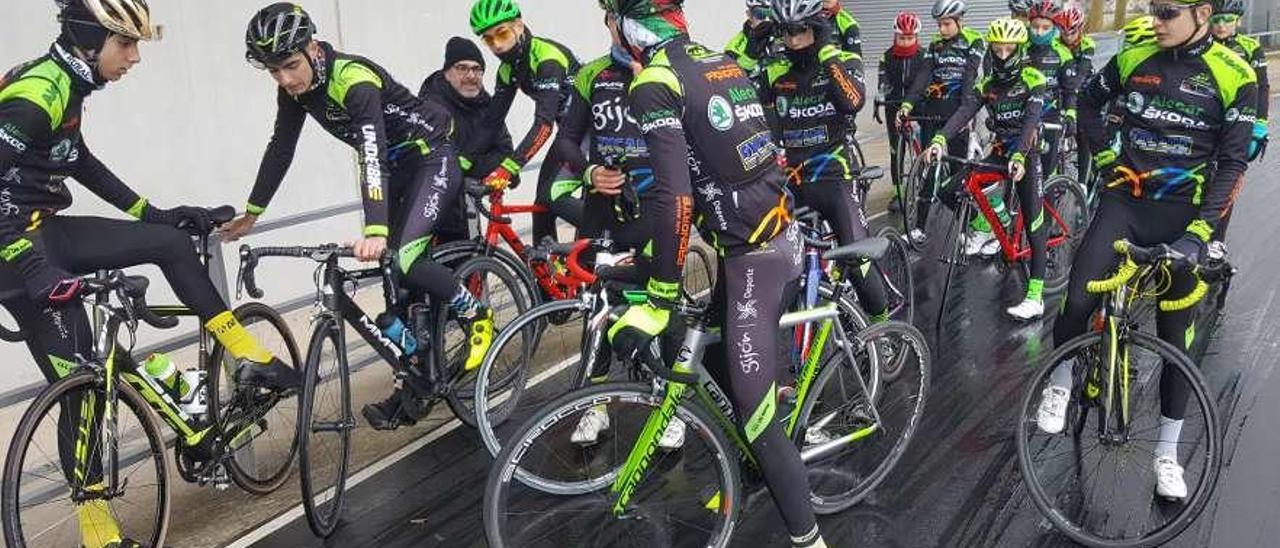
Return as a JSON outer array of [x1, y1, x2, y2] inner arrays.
[[554, 55, 652, 190], [247, 42, 450, 237], [1028, 39, 1079, 119], [1215, 33, 1269, 120], [935, 66, 1048, 163], [761, 44, 866, 184], [484, 34, 580, 174], [630, 37, 792, 296], [878, 45, 926, 104], [825, 8, 863, 57], [903, 27, 985, 112], [1064, 35, 1096, 93], [1079, 34, 1258, 242]]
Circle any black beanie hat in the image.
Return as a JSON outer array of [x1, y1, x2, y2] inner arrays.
[[444, 36, 485, 71]]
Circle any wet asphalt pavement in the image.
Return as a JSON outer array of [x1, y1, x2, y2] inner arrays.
[[250, 103, 1280, 548]]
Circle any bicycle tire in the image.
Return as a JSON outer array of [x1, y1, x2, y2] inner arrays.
[[682, 244, 716, 301], [874, 226, 916, 325], [474, 298, 590, 459], [900, 153, 928, 239], [297, 316, 352, 538], [432, 240, 540, 308], [795, 321, 930, 514], [483, 382, 741, 548], [1042, 175, 1089, 295], [1016, 329, 1222, 548], [441, 256, 534, 428], [3, 372, 170, 548], [207, 301, 302, 495]]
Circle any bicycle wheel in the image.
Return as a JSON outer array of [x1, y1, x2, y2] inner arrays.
[[814, 282, 881, 401], [474, 298, 591, 459], [432, 240, 540, 308], [207, 301, 302, 495], [1017, 329, 1221, 547], [1042, 175, 1089, 295], [900, 154, 928, 238], [441, 256, 533, 428], [484, 382, 741, 548], [874, 226, 915, 324], [682, 243, 716, 301], [795, 321, 930, 514], [297, 316, 352, 538], [3, 372, 170, 548]]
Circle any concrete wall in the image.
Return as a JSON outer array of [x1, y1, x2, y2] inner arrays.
[[0, 1, 738, 397]]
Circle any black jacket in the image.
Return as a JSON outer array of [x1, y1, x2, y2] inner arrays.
[[418, 70, 514, 180]]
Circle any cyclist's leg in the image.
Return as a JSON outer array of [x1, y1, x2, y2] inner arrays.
[[800, 180, 889, 319], [1041, 123, 1061, 176], [705, 227, 821, 544], [1020, 157, 1048, 301], [39, 216, 291, 385], [548, 170, 584, 232], [532, 147, 566, 243], [1052, 195, 1135, 346]]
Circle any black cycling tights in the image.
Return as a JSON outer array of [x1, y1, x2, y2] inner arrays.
[[1053, 193, 1201, 419], [532, 147, 571, 243], [0, 215, 235, 485], [792, 180, 889, 316], [389, 148, 466, 305], [701, 226, 815, 539]]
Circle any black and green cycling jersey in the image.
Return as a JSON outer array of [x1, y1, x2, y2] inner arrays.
[[935, 66, 1049, 163], [761, 44, 866, 184], [1028, 39, 1079, 119], [826, 7, 862, 57], [1215, 33, 1270, 121], [484, 34, 580, 172], [0, 44, 157, 274], [903, 27, 985, 111], [247, 41, 452, 237], [554, 54, 651, 191], [629, 37, 791, 291], [1079, 33, 1258, 242], [1064, 35, 1096, 92]]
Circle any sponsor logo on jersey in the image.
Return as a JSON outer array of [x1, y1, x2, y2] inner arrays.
[[593, 96, 635, 132], [49, 138, 78, 163], [734, 102, 765, 123], [1129, 128, 1193, 157], [708, 95, 735, 131], [640, 116, 681, 132], [360, 124, 385, 202], [1178, 73, 1215, 100], [781, 126, 829, 148], [728, 86, 757, 104], [0, 125, 27, 153], [736, 131, 776, 171], [788, 102, 836, 119], [1130, 75, 1162, 89], [704, 65, 746, 82], [1125, 92, 1146, 114]]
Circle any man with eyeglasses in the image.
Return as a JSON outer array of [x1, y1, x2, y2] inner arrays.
[[1041, 0, 1258, 501], [470, 0, 580, 244], [419, 37, 515, 243]]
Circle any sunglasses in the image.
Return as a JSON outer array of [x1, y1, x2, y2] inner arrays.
[[1148, 3, 1194, 22], [1209, 13, 1240, 24], [749, 7, 773, 21], [481, 23, 517, 47], [780, 23, 810, 37]]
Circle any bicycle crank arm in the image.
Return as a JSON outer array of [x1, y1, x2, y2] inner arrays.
[[312, 419, 356, 433], [800, 423, 880, 463]]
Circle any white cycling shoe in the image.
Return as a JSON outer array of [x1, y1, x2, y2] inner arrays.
[[1036, 386, 1070, 434], [963, 231, 996, 256], [908, 228, 928, 247], [571, 407, 610, 446], [1154, 455, 1188, 500], [1007, 298, 1045, 321]]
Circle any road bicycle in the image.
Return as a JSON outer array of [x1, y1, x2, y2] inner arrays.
[[888, 112, 947, 236]]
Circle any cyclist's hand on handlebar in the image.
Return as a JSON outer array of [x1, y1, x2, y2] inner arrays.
[[143, 205, 213, 234], [925, 143, 944, 163], [483, 164, 517, 191], [589, 165, 625, 196], [219, 213, 258, 242], [1008, 159, 1026, 182], [895, 105, 911, 128], [1092, 149, 1118, 170], [1169, 234, 1205, 271], [352, 236, 387, 262]]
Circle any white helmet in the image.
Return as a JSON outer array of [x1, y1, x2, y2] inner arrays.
[[770, 0, 824, 23], [59, 0, 155, 41], [932, 0, 968, 20]]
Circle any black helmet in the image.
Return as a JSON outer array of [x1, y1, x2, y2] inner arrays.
[[245, 2, 316, 68], [1213, 0, 1245, 16]]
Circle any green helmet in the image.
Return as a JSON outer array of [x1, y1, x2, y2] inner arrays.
[[985, 16, 1028, 44], [602, 0, 684, 18], [470, 0, 521, 35]]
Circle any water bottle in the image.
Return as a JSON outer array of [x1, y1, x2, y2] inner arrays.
[[376, 312, 418, 355], [143, 353, 193, 405]]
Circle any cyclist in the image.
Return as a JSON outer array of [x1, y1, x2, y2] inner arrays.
[[1055, 3, 1096, 182], [763, 0, 890, 322], [896, 0, 985, 246], [877, 12, 926, 206], [225, 3, 494, 430], [726, 0, 777, 77], [0, 1, 298, 545], [817, 0, 863, 57], [602, 0, 824, 546], [551, 8, 653, 253], [1009, 0, 1033, 21], [1025, 0, 1079, 179], [419, 37, 516, 243], [924, 17, 1052, 320], [1041, 0, 1258, 500], [469, 0, 581, 243]]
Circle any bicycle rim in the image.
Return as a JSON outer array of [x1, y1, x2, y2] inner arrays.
[[298, 318, 352, 538], [874, 226, 916, 325], [208, 302, 302, 495], [3, 373, 169, 548], [796, 321, 930, 514], [1017, 330, 1221, 547], [1043, 176, 1088, 295], [484, 383, 740, 548]]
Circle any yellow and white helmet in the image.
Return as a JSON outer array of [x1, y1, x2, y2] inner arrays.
[[58, 0, 155, 41]]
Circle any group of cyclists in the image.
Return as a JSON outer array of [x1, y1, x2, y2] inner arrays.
[[0, 0, 1269, 545]]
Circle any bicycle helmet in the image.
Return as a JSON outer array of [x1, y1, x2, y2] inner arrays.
[[746, 0, 772, 10], [771, 0, 824, 23], [1053, 3, 1085, 34], [470, 0, 521, 35], [245, 3, 316, 67], [58, 0, 153, 41], [603, 0, 684, 18], [1121, 15, 1156, 48], [1213, 0, 1245, 15], [932, 0, 968, 20], [1008, 0, 1033, 16], [1026, 0, 1060, 22], [895, 12, 922, 35], [985, 16, 1029, 44]]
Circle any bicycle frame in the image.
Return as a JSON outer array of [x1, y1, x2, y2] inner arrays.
[[480, 190, 584, 301], [963, 169, 1074, 264], [609, 303, 877, 515]]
